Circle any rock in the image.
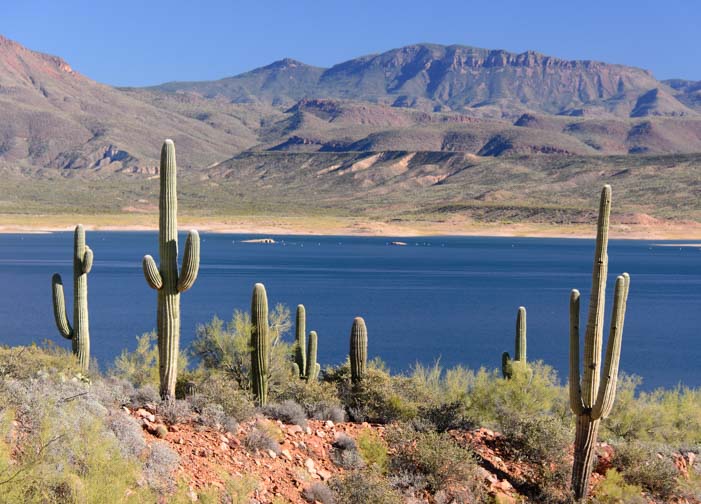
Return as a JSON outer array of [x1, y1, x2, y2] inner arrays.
[[220, 442, 229, 451], [288, 425, 303, 435], [324, 420, 334, 428], [267, 449, 277, 459], [316, 430, 326, 438], [304, 458, 316, 473], [317, 469, 332, 481], [281, 449, 292, 461], [304, 427, 312, 435], [136, 408, 156, 423]]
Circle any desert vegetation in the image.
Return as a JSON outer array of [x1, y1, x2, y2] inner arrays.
[[1, 140, 700, 503]]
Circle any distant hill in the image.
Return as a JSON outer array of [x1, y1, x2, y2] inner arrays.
[[147, 43, 698, 119]]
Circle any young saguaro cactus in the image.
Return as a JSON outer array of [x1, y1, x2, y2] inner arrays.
[[142, 140, 200, 399], [294, 304, 307, 379], [502, 306, 527, 379], [350, 317, 367, 383], [569, 185, 630, 500], [251, 283, 270, 406], [306, 331, 320, 381], [52, 224, 93, 371]]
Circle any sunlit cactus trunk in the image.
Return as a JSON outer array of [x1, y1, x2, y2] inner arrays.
[[502, 306, 527, 378], [52, 224, 93, 371], [350, 317, 367, 383], [251, 283, 270, 406], [142, 140, 200, 399], [306, 330, 319, 381], [569, 185, 630, 500], [294, 304, 307, 378]]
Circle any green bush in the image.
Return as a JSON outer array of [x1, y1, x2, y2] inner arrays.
[[190, 307, 293, 398], [612, 442, 680, 499], [0, 342, 82, 380], [113, 331, 188, 388], [591, 469, 646, 504], [604, 374, 701, 445], [357, 428, 389, 473], [329, 469, 403, 504], [194, 371, 256, 422], [387, 423, 481, 494]]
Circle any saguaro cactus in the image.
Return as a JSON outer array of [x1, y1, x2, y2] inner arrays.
[[251, 283, 270, 406], [502, 306, 527, 379], [142, 139, 200, 399], [350, 317, 367, 383], [294, 304, 307, 378], [306, 331, 320, 381], [52, 224, 93, 371], [569, 185, 630, 500]]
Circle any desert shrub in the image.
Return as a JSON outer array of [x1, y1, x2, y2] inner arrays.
[[244, 419, 283, 454], [263, 400, 308, 427], [144, 441, 181, 494], [466, 361, 567, 428], [195, 372, 256, 422], [328, 362, 416, 423], [591, 469, 646, 504], [329, 470, 403, 504], [199, 403, 227, 429], [387, 423, 482, 494], [357, 428, 389, 473], [612, 442, 680, 499], [276, 377, 345, 422], [158, 398, 192, 424], [129, 384, 162, 408], [331, 434, 364, 469], [191, 306, 293, 397], [105, 409, 147, 459], [604, 375, 701, 445], [303, 482, 336, 503], [0, 399, 155, 502], [113, 331, 188, 388], [499, 413, 570, 465], [90, 375, 134, 407], [0, 342, 82, 380]]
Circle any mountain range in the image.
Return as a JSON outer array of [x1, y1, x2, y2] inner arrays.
[[1, 34, 700, 228]]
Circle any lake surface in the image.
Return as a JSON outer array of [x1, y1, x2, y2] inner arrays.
[[0, 232, 699, 390]]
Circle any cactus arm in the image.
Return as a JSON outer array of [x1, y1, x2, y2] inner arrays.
[[569, 289, 584, 415], [82, 246, 93, 274], [581, 185, 612, 407], [295, 305, 307, 378], [51, 273, 73, 339], [312, 363, 320, 381], [592, 274, 630, 420], [291, 362, 300, 377], [142, 255, 163, 290], [177, 230, 200, 293], [515, 306, 526, 362], [501, 352, 512, 379]]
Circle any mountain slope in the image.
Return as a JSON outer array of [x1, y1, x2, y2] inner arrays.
[[0, 35, 255, 173]]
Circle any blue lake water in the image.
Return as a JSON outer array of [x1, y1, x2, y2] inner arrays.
[[0, 232, 699, 390]]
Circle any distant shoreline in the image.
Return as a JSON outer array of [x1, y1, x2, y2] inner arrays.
[[0, 214, 700, 240]]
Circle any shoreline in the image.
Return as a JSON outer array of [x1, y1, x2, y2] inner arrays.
[[0, 214, 700, 240]]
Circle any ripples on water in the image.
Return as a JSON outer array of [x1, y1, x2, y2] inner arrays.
[[0, 232, 699, 389]]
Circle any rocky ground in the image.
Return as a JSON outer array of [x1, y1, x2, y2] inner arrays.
[[127, 405, 700, 503]]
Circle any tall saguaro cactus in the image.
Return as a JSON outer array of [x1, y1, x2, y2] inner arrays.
[[306, 331, 320, 381], [142, 140, 200, 399], [502, 306, 527, 378], [52, 224, 93, 371], [569, 185, 630, 500], [294, 304, 307, 378], [350, 317, 367, 383], [251, 283, 270, 406]]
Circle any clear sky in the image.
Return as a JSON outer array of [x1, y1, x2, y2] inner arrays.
[[2, 0, 699, 86]]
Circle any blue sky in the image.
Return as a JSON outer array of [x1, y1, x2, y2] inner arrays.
[[2, 0, 699, 86]]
